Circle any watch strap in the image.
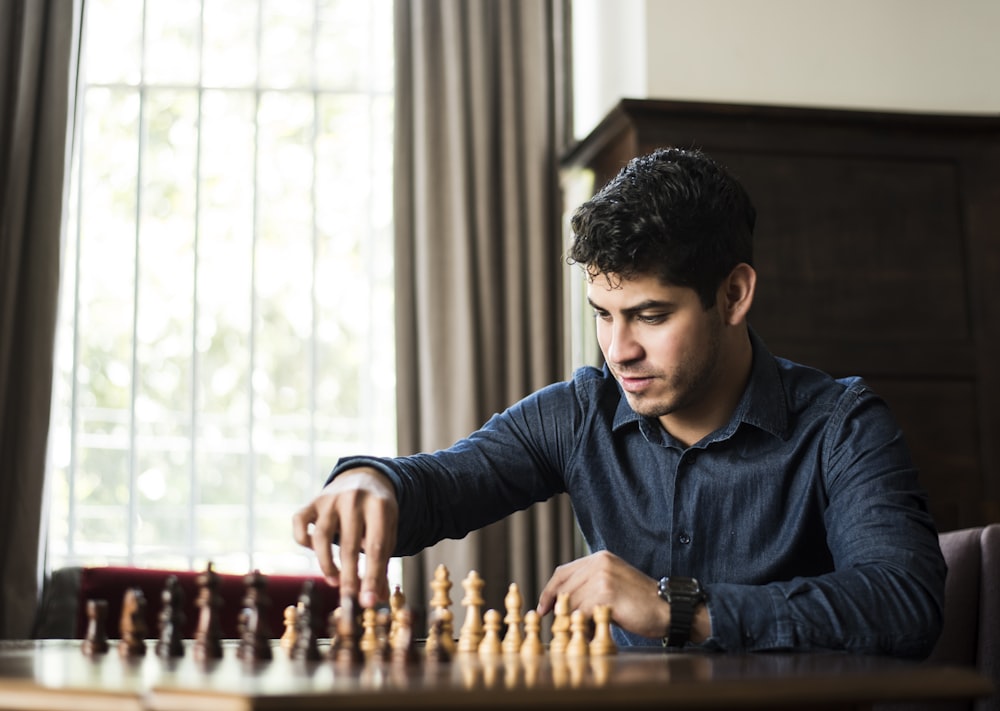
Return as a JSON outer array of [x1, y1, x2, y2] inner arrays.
[[658, 576, 705, 649], [665, 595, 695, 647]]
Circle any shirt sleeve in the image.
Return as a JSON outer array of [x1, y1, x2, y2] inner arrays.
[[700, 383, 946, 659], [325, 379, 579, 555]]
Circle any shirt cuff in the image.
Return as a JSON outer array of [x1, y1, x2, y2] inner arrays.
[[699, 582, 797, 652]]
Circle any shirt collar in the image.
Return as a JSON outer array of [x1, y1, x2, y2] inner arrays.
[[609, 326, 790, 442]]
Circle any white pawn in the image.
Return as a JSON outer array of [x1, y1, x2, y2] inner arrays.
[[566, 609, 590, 658], [502, 582, 523, 655], [388, 585, 405, 646], [280, 604, 298, 653], [478, 608, 503, 657], [589, 604, 617, 656], [520, 609, 544, 658], [360, 607, 378, 654]]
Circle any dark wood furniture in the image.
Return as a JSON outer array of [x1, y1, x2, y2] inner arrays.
[[0, 639, 992, 710], [561, 98, 1000, 532]]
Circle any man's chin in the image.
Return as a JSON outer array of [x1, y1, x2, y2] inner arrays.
[[624, 393, 671, 419]]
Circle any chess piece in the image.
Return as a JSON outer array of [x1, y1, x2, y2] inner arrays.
[[388, 584, 405, 646], [118, 587, 148, 658], [291, 580, 322, 661], [390, 607, 418, 665], [193, 562, 224, 661], [478, 608, 502, 658], [430, 564, 452, 609], [155, 575, 185, 658], [237, 569, 273, 661], [331, 593, 364, 665], [566, 609, 589, 658], [589, 604, 617, 656], [520, 609, 544, 659], [438, 607, 455, 656], [425, 607, 452, 662], [279, 604, 298, 653], [81, 599, 110, 656], [457, 569, 485, 653], [327, 606, 342, 651], [430, 564, 456, 656], [360, 607, 378, 655], [549, 592, 571, 655], [374, 607, 392, 661], [501, 582, 523, 655]]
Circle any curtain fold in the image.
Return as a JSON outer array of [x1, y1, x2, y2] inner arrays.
[[393, 0, 576, 622], [0, 0, 82, 639]]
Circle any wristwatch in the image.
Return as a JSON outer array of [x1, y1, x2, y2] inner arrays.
[[657, 576, 706, 648]]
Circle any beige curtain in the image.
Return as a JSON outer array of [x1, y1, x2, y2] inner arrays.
[[0, 0, 81, 639], [394, 0, 577, 621]]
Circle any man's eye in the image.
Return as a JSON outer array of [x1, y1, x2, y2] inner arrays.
[[593, 311, 611, 321], [637, 313, 667, 324]]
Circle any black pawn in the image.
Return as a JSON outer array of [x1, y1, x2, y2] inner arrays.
[[237, 569, 273, 661], [193, 562, 224, 661], [156, 575, 185, 658], [81, 598, 110, 656], [331, 593, 364, 665], [291, 580, 321, 661]]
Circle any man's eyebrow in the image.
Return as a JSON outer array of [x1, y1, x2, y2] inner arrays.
[[586, 297, 675, 314]]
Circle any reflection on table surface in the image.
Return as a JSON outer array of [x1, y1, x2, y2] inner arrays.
[[0, 639, 992, 711]]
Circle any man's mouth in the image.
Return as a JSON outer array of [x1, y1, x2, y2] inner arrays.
[[617, 373, 655, 393]]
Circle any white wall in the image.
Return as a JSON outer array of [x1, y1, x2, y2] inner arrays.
[[573, 0, 1000, 139]]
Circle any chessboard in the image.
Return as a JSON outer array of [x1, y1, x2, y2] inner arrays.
[[0, 564, 992, 711]]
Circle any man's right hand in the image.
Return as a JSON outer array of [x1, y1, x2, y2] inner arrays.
[[291, 467, 399, 608]]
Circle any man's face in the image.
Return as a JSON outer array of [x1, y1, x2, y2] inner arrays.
[[587, 272, 724, 424]]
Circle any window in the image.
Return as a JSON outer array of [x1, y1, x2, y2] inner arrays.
[[46, 0, 395, 576]]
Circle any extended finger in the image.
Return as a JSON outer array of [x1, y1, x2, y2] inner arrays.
[[537, 560, 577, 615], [359, 503, 396, 608], [310, 508, 342, 585], [291, 503, 317, 548], [337, 506, 363, 599]]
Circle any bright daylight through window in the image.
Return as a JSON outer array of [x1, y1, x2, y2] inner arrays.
[[46, 0, 396, 577]]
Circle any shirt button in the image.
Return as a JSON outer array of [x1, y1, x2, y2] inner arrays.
[[679, 533, 691, 545]]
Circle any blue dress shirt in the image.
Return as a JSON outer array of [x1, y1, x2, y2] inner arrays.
[[328, 330, 946, 658]]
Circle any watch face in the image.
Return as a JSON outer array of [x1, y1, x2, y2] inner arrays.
[[670, 578, 700, 595], [659, 576, 702, 597]]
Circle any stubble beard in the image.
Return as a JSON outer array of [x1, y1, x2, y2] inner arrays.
[[623, 318, 723, 420]]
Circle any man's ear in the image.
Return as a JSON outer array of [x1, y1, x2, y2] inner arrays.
[[719, 263, 756, 326]]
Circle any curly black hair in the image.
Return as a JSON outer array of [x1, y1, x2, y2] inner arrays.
[[567, 147, 756, 308]]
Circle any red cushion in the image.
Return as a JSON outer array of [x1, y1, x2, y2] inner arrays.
[[77, 566, 338, 640]]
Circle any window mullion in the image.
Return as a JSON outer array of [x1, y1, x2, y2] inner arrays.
[[188, 0, 207, 569], [127, 0, 152, 566]]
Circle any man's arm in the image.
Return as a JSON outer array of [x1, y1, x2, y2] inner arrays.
[[293, 377, 584, 604], [702, 386, 946, 658]]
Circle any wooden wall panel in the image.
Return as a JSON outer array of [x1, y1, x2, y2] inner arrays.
[[561, 99, 1000, 531]]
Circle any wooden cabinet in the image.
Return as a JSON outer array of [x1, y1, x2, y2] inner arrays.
[[561, 98, 1000, 531]]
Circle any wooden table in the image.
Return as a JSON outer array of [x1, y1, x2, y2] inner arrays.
[[0, 640, 992, 711]]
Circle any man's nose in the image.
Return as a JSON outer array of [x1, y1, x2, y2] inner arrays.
[[607, 322, 643, 364]]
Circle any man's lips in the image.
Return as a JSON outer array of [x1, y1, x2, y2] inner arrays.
[[617, 373, 656, 393]]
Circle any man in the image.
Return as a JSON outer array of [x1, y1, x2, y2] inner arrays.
[[293, 147, 945, 657]]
